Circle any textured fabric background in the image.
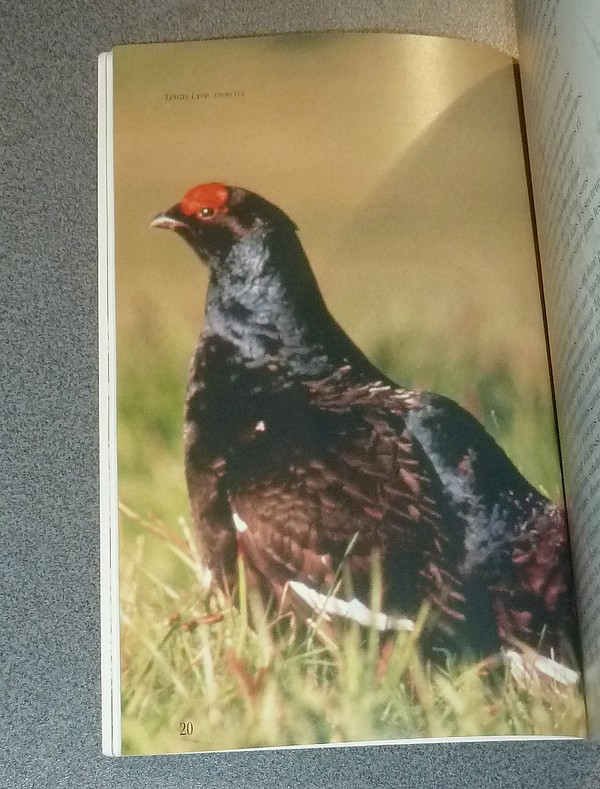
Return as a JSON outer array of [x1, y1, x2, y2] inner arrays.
[[2, 0, 600, 785]]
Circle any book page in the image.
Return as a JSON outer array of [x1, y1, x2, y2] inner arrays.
[[105, 33, 583, 754], [515, 0, 600, 737], [98, 50, 122, 756]]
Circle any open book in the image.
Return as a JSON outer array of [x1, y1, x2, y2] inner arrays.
[[98, 0, 600, 756]]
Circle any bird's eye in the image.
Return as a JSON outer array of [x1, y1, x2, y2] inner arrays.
[[199, 206, 215, 219]]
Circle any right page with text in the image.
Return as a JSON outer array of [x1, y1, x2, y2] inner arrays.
[[515, 0, 600, 737]]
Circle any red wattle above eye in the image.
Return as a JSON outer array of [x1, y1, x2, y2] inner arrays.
[[180, 182, 229, 216]]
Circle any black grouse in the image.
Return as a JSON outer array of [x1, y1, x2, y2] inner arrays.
[[151, 182, 578, 667]]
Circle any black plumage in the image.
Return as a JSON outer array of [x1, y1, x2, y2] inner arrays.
[[151, 182, 578, 664]]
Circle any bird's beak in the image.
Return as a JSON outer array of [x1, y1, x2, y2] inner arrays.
[[150, 205, 187, 231]]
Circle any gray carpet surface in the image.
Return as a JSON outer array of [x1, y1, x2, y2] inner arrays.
[[2, 0, 600, 785]]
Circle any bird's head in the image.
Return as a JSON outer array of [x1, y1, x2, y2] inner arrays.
[[150, 182, 298, 271], [151, 181, 371, 377]]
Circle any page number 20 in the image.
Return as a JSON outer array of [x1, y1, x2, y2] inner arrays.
[[179, 721, 194, 736]]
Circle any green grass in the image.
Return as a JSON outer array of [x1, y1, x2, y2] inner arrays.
[[118, 507, 585, 755]]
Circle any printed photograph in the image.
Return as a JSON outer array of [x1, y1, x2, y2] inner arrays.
[[112, 33, 584, 754]]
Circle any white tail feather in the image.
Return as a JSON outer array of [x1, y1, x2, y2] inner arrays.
[[289, 580, 414, 632], [504, 648, 579, 687]]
